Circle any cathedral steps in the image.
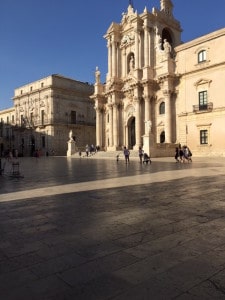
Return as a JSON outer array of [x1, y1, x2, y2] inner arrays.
[[72, 149, 139, 160]]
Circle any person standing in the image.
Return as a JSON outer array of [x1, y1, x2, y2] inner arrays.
[[123, 146, 130, 164], [175, 147, 179, 162], [85, 144, 89, 157], [138, 146, 144, 163], [179, 146, 184, 163]]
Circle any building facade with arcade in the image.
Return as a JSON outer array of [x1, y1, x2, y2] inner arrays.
[[0, 75, 95, 156]]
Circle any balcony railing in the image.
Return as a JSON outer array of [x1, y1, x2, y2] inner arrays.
[[14, 118, 95, 129], [34, 118, 95, 127], [193, 102, 213, 112]]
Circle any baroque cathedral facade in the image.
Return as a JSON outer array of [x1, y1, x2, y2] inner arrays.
[[91, 0, 225, 157]]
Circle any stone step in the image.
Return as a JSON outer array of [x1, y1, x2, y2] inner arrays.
[[72, 150, 140, 159]]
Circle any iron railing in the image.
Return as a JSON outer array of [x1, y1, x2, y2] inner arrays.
[[193, 102, 213, 112]]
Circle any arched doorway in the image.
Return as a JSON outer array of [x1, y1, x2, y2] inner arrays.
[[160, 131, 165, 143], [128, 117, 136, 149]]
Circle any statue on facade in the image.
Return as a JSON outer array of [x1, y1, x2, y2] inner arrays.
[[163, 39, 172, 56], [156, 36, 162, 51], [129, 55, 135, 72], [95, 66, 101, 84], [145, 120, 152, 133], [69, 129, 74, 141], [148, 120, 152, 132]]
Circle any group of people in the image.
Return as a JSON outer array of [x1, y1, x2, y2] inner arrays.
[[120, 146, 151, 164], [138, 147, 151, 164], [123, 144, 192, 164], [83, 144, 100, 157], [175, 145, 192, 163]]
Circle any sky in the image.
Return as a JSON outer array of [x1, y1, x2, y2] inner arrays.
[[1, 0, 225, 110]]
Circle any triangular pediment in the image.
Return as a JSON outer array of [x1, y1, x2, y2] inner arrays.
[[157, 121, 165, 127], [194, 78, 212, 87], [105, 22, 121, 35], [122, 76, 137, 92]]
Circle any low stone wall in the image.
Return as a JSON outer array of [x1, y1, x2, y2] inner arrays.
[[150, 143, 178, 158]]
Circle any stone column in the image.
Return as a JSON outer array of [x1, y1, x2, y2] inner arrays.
[[144, 26, 149, 67], [124, 124, 128, 148], [107, 40, 112, 78], [113, 104, 118, 148], [109, 104, 113, 146], [144, 95, 151, 134], [135, 30, 140, 69], [164, 90, 172, 143], [95, 107, 102, 147], [122, 49, 126, 77], [135, 97, 141, 148], [112, 40, 117, 77]]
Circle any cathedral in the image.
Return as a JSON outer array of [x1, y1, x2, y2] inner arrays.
[[91, 0, 225, 157]]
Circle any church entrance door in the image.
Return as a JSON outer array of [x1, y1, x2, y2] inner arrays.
[[128, 117, 136, 149]]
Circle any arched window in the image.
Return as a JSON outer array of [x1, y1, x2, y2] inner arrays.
[[159, 102, 165, 114], [160, 131, 165, 143], [198, 50, 206, 63]]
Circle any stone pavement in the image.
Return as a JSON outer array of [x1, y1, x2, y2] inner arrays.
[[1, 156, 225, 299]]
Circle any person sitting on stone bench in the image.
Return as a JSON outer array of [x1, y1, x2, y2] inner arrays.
[[143, 153, 151, 164]]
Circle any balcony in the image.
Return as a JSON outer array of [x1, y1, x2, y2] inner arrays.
[[193, 102, 213, 113], [35, 118, 94, 126], [14, 118, 95, 130]]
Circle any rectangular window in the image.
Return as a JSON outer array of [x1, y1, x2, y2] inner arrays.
[[41, 110, 44, 125], [200, 130, 208, 144], [71, 111, 76, 124], [199, 91, 208, 110]]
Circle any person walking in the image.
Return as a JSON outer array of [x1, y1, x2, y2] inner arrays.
[[123, 146, 130, 164]]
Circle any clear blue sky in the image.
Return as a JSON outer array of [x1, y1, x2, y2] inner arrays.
[[1, 0, 225, 110]]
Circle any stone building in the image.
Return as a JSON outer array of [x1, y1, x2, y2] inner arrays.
[[0, 107, 15, 156], [1, 74, 95, 156], [176, 28, 225, 157], [91, 0, 225, 157]]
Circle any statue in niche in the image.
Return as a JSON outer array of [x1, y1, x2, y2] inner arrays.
[[163, 39, 172, 56], [129, 55, 135, 72], [95, 66, 100, 84]]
